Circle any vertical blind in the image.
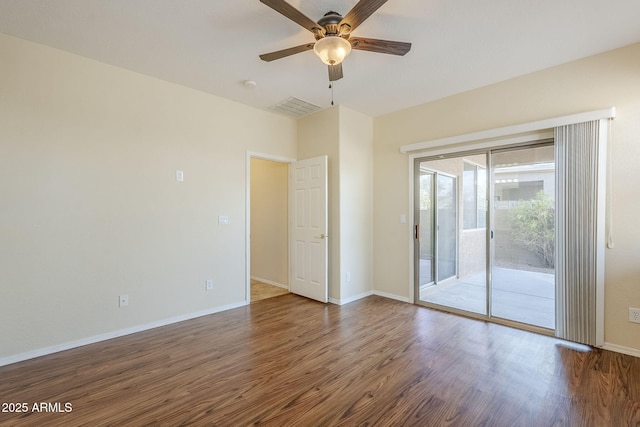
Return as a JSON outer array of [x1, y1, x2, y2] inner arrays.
[[555, 120, 607, 346]]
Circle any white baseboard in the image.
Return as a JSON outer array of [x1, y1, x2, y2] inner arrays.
[[329, 290, 410, 305], [0, 301, 248, 367], [329, 291, 410, 305], [250, 276, 288, 290], [602, 342, 640, 358], [329, 290, 374, 305], [372, 290, 411, 303]]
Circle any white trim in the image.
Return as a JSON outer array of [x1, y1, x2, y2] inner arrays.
[[250, 276, 288, 290], [400, 108, 616, 153], [246, 151, 297, 164], [329, 290, 411, 305], [373, 290, 411, 303], [595, 119, 609, 346], [603, 342, 640, 359], [408, 156, 416, 303], [329, 291, 373, 305], [245, 151, 296, 304], [409, 131, 554, 158], [0, 301, 247, 367]]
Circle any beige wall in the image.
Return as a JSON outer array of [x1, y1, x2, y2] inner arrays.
[[373, 42, 640, 353], [250, 158, 288, 287], [298, 106, 374, 302], [0, 34, 297, 360], [338, 107, 374, 300]]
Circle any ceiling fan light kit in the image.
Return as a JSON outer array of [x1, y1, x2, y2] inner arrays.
[[259, 0, 411, 82], [313, 36, 352, 66]]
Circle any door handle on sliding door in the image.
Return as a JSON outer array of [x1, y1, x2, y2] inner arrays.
[[415, 224, 420, 240]]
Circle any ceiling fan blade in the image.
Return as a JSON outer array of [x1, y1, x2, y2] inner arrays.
[[340, 0, 389, 31], [259, 43, 315, 62], [328, 64, 343, 81], [260, 0, 321, 33], [350, 37, 411, 55]]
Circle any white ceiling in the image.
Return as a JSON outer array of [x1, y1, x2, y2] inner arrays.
[[1, 0, 640, 117]]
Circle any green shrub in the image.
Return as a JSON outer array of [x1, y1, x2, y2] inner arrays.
[[509, 191, 555, 268]]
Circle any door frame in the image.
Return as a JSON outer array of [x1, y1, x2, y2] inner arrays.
[[245, 151, 296, 304]]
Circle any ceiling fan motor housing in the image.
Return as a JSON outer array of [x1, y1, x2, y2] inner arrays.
[[317, 11, 351, 39]]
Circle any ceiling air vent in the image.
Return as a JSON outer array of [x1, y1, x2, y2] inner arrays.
[[268, 97, 321, 118]]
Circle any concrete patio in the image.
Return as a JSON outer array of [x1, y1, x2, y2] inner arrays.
[[420, 266, 555, 329]]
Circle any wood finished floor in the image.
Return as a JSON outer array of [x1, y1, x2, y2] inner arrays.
[[1, 294, 639, 426]]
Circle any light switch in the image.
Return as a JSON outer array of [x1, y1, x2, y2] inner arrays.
[[176, 170, 184, 182], [400, 214, 407, 224], [218, 215, 230, 225]]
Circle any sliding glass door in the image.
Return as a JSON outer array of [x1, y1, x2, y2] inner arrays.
[[414, 143, 555, 330], [491, 145, 555, 329], [415, 156, 486, 315]]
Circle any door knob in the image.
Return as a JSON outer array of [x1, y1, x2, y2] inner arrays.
[[320, 233, 328, 239]]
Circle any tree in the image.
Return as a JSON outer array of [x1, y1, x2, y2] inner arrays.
[[509, 191, 555, 268]]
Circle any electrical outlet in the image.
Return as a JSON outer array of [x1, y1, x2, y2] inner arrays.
[[205, 279, 214, 291], [629, 307, 640, 323], [119, 294, 129, 307]]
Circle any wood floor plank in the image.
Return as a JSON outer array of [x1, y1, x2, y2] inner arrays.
[[1, 294, 639, 426]]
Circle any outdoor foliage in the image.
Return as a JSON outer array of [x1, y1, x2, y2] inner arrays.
[[509, 191, 555, 268]]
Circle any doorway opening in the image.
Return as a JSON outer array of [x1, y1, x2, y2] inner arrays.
[[249, 157, 290, 303], [246, 153, 329, 304], [415, 142, 555, 330]]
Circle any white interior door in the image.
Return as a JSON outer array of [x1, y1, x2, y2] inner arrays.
[[289, 155, 328, 303]]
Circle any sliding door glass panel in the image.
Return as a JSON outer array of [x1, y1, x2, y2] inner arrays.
[[416, 155, 487, 315], [491, 145, 555, 329], [418, 169, 434, 286], [463, 163, 487, 230], [437, 174, 456, 282]]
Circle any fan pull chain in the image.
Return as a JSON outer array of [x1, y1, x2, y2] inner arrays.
[[329, 83, 334, 106]]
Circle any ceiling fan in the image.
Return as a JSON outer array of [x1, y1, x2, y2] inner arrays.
[[259, 0, 412, 81]]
